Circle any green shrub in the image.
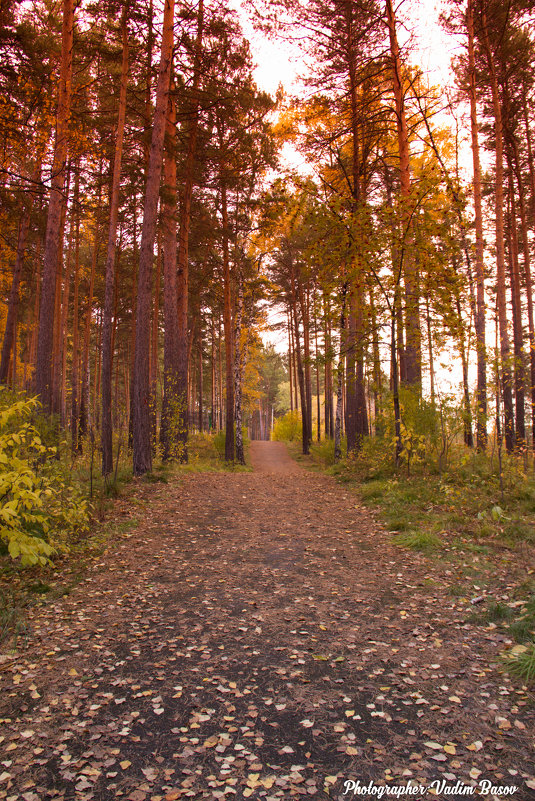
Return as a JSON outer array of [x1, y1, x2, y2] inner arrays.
[[0, 392, 89, 567], [272, 410, 302, 442]]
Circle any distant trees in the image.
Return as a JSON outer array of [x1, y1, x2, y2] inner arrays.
[[2, 0, 535, 472]]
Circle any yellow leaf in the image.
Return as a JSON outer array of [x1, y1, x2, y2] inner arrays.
[[119, 760, 131, 770], [467, 741, 483, 752], [444, 744, 456, 755]]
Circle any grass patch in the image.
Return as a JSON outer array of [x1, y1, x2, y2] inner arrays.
[[296, 435, 535, 558], [503, 643, 535, 685], [394, 529, 442, 551]]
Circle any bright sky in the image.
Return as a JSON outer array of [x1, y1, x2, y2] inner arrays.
[[233, 0, 459, 98]]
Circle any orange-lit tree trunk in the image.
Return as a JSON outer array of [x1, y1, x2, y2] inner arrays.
[[0, 197, 33, 383], [34, 0, 74, 411], [480, 7, 514, 452], [385, 0, 421, 390], [102, 8, 129, 475], [515, 112, 535, 455], [160, 89, 180, 459], [132, 0, 175, 475], [221, 178, 234, 461], [467, 0, 487, 450], [79, 167, 102, 447], [176, 0, 204, 462]]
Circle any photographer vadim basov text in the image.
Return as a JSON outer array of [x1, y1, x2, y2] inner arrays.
[[341, 778, 519, 797]]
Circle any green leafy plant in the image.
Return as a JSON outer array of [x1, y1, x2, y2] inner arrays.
[[0, 392, 89, 566]]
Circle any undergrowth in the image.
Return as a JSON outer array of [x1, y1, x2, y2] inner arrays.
[[302, 434, 535, 554], [0, 388, 249, 647], [295, 423, 535, 684]]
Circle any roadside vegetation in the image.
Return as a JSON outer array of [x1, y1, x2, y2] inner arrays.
[[273, 394, 535, 685], [0, 388, 248, 647]]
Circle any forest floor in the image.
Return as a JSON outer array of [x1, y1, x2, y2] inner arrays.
[[0, 441, 534, 801]]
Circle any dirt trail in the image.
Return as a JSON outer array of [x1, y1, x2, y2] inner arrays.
[[1, 443, 534, 801], [249, 441, 300, 473]]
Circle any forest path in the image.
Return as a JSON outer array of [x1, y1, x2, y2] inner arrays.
[[1, 450, 534, 800], [248, 440, 301, 473]]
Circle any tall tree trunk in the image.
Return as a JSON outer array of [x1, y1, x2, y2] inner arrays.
[[298, 281, 312, 450], [198, 326, 203, 433], [101, 10, 129, 475], [314, 296, 321, 442], [51, 162, 70, 417], [425, 295, 435, 407], [176, 0, 204, 461], [467, 0, 487, 450], [132, 0, 175, 476], [369, 286, 383, 436], [71, 203, 81, 452], [34, 0, 74, 411], [0, 200, 32, 383], [514, 114, 535, 456], [506, 174, 525, 449], [288, 310, 294, 413], [291, 271, 309, 454], [59, 194, 75, 424], [334, 285, 348, 462], [221, 179, 234, 461], [234, 266, 246, 465], [160, 89, 180, 459], [385, 0, 421, 390], [79, 168, 102, 447], [128, 199, 138, 449], [150, 238, 162, 445], [454, 294, 474, 448], [345, 292, 357, 452], [211, 313, 216, 430], [480, 8, 514, 452]]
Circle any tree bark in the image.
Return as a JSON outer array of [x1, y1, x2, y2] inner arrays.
[[334, 284, 348, 462], [234, 265, 246, 464], [385, 0, 421, 390], [70, 200, 81, 452], [221, 178, 234, 461], [34, 0, 73, 411], [480, 7, 514, 452], [0, 199, 32, 384], [467, 0, 487, 450], [176, 0, 204, 461], [101, 9, 129, 475], [514, 111, 535, 455], [506, 173, 525, 449], [132, 0, 175, 476], [79, 167, 102, 447], [160, 89, 180, 459]]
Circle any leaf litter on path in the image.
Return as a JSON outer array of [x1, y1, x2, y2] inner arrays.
[[1, 449, 534, 799]]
